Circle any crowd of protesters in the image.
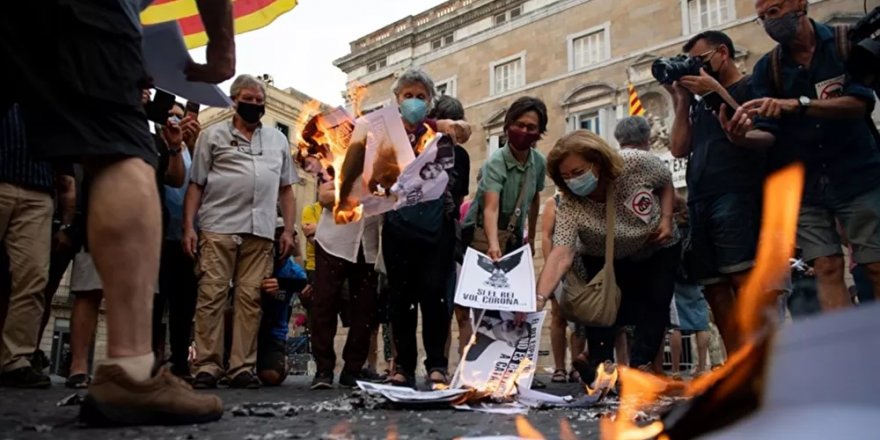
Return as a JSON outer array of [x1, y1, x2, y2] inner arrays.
[[0, 0, 878, 430]]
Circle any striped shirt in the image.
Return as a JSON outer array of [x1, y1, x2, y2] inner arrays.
[[0, 104, 54, 192]]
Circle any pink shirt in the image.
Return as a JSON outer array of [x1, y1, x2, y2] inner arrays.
[[459, 199, 473, 223]]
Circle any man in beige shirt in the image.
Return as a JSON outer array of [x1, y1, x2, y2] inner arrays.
[[183, 74, 298, 389]]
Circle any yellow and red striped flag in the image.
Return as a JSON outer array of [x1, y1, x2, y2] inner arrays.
[[627, 82, 645, 116], [141, 0, 297, 49]]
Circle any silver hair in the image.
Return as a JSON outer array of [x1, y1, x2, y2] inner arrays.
[[230, 74, 266, 99], [614, 116, 652, 147], [391, 68, 436, 106]]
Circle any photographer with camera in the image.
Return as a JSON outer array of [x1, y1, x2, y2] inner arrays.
[[665, 31, 774, 352], [741, 0, 880, 310]]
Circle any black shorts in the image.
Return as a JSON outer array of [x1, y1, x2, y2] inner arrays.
[[0, 1, 157, 168], [687, 193, 761, 285]]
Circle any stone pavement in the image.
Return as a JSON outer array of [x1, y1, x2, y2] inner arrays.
[[0, 374, 610, 440]]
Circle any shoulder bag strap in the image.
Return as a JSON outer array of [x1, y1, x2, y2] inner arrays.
[[504, 164, 532, 233], [769, 45, 784, 97], [834, 25, 852, 63]]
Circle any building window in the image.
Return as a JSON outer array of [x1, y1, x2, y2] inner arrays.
[[431, 33, 455, 50], [487, 134, 507, 157], [435, 77, 458, 97], [367, 58, 387, 73], [575, 111, 601, 135], [275, 122, 290, 140], [494, 5, 523, 26], [686, 0, 734, 32], [568, 24, 610, 71], [490, 53, 525, 96]]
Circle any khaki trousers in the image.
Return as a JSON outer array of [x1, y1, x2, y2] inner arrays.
[[0, 183, 51, 373], [193, 231, 273, 378]]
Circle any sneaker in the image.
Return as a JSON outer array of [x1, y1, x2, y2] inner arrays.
[[30, 349, 51, 372], [0, 366, 51, 389], [229, 371, 260, 389], [310, 371, 333, 390], [192, 372, 218, 390], [79, 365, 223, 426]]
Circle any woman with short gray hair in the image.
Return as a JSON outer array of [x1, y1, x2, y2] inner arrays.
[[614, 116, 652, 150]]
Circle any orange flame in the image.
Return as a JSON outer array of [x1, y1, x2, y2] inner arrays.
[[346, 81, 368, 118], [603, 164, 804, 439], [586, 361, 619, 398], [515, 415, 546, 440], [386, 424, 398, 440], [559, 418, 578, 440]]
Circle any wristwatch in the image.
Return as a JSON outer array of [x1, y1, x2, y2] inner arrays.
[[168, 145, 182, 156], [798, 96, 811, 114]]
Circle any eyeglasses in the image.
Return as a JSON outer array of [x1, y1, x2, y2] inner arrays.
[[229, 125, 263, 156], [696, 48, 719, 63], [755, 0, 790, 25]]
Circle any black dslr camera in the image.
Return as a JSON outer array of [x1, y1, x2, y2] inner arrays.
[[848, 6, 880, 94], [651, 55, 703, 85]]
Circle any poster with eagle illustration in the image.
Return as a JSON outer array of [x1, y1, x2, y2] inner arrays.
[[455, 245, 535, 312]]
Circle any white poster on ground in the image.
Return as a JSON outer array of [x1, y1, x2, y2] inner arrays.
[[451, 310, 546, 399], [455, 246, 536, 312]]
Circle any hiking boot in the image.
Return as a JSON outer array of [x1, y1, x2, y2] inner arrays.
[[310, 371, 333, 390], [229, 371, 261, 389], [192, 372, 218, 390], [0, 366, 51, 389], [79, 365, 223, 426]]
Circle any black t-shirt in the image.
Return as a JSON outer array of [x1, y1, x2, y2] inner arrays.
[[687, 76, 766, 202], [450, 145, 471, 219]]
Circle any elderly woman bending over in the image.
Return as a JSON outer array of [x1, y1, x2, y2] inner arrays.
[[535, 130, 678, 384]]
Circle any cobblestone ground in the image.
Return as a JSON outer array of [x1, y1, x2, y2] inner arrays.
[[0, 374, 612, 440]]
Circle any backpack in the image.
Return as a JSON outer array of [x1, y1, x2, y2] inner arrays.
[[768, 24, 880, 144]]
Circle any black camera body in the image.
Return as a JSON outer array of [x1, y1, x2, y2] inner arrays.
[[651, 55, 703, 85], [848, 6, 880, 94]]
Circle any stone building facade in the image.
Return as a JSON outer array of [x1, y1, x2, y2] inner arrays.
[[334, 0, 865, 265]]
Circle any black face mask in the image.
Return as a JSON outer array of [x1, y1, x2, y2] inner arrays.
[[236, 101, 265, 124], [702, 50, 722, 81]]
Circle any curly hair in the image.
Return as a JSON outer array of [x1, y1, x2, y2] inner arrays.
[[547, 130, 624, 198]]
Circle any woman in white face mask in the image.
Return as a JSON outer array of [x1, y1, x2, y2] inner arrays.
[[533, 130, 678, 384]]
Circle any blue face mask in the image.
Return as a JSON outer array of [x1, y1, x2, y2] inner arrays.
[[400, 98, 428, 125], [565, 169, 598, 197]]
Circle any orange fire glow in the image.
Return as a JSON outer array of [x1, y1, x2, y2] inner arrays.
[[515, 415, 546, 440], [586, 361, 619, 398], [347, 81, 368, 118], [559, 418, 578, 440], [602, 164, 805, 439]]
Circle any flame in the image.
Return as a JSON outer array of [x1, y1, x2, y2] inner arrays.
[[346, 81, 368, 118], [386, 424, 398, 440], [603, 164, 805, 439], [586, 361, 619, 398], [515, 415, 546, 440], [414, 123, 437, 155], [559, 418, 578, 440]]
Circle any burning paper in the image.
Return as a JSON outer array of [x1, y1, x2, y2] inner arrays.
[[452, 402, 530, 415], [389, 133, 454, 210], [516, 388, 603, 409], [455, 246, 536, 312], [452, 310, 546, 398], [356, 381, 469, 404]]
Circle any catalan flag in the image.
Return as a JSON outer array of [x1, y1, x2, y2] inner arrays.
[[141, 0, 298, 49], [627, 82, 645, 116]]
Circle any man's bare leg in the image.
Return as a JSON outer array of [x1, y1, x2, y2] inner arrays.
[[703, 283, 738, 354], [694, 330, 710, 374], [69, 291, 102, 376], [810, 256, 851, 310], [86, 158, 160, 379], [455, 306, 472, 357], [669, 329, 682, 378], [612, 328, 627, 366]]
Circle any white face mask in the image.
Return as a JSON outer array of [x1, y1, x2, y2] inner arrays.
[[565, 169, 599, 197]]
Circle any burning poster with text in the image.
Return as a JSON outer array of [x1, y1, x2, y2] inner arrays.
[[451, 310, 546, 399], [455, 246, 536, 312]]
